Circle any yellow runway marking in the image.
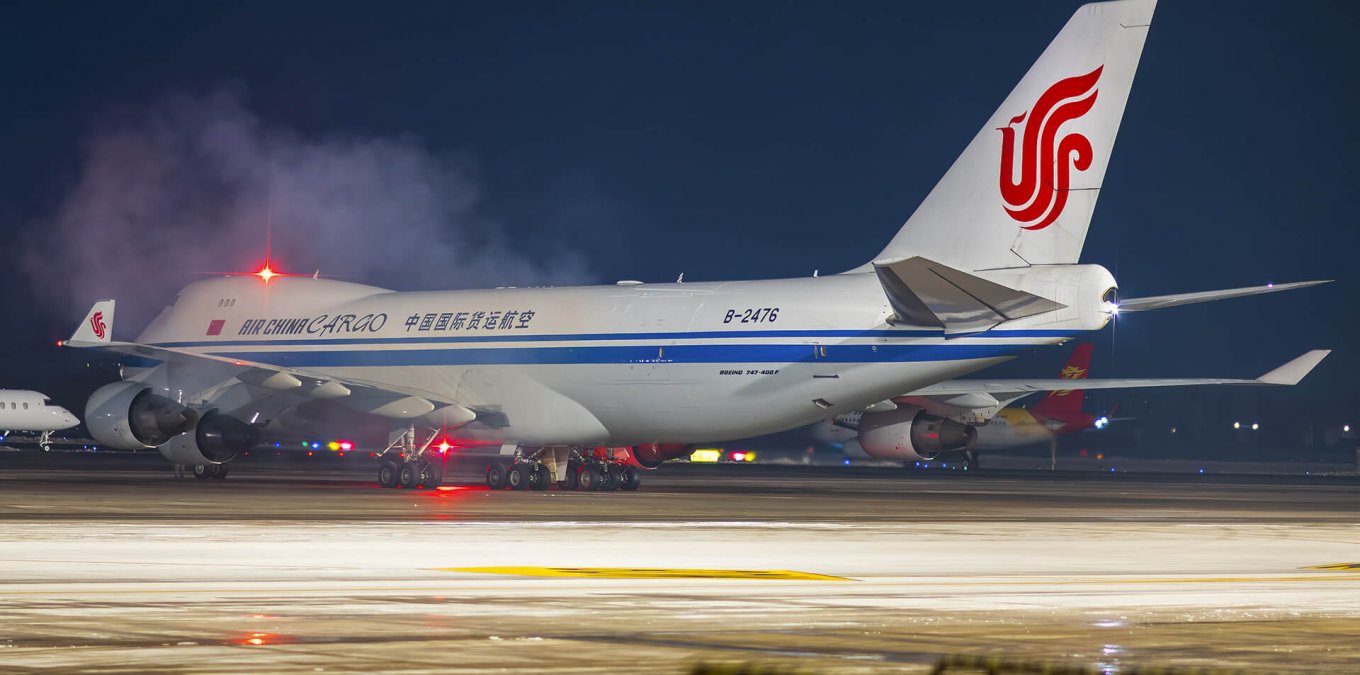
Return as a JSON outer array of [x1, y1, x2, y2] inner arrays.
[[436, 566, 850, 581], [1305, 562, 1360, 571]]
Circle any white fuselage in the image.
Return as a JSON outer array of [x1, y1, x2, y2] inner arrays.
[[128, 266, 1115, 447], [0, 390, 80, 433]]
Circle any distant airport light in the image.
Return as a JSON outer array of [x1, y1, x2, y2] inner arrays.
[[1345, 425, 1351, 433], [1170, 426, 1177, 434], [1233, 421, 1241, 430], [689, 449, 721, 463], [1251, 423, 1260, 431]]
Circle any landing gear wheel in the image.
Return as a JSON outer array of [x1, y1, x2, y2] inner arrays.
[[600, 465, 620, 491], [618, 466, 641, 491], [485, 462, 507, 490], [562, 462, 580, 491], [378, 460, 400, 488], [211, 464, 229, 480], [397, 463, 418, 489], [193, 464, 213, 480], [578, 465, 602, 491], [507, 463, 529, 491], [528, 465, 551, 490], [415, 461, 440, 489]]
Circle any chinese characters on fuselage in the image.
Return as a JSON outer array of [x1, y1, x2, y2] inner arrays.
[[403, 310, 537, 332]]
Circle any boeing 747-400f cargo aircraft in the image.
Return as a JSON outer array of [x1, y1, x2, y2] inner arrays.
[[0, 390, 80, 450], [64, 0, 1329, 490]]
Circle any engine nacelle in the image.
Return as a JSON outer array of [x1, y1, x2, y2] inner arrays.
[[628, 443, 691, 469], [86, 382, 199, 450], [858, 406, 976, 461], [158, 411, 257, 465]]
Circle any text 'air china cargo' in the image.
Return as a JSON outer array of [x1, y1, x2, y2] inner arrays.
[[65, 0, 1329, 490]]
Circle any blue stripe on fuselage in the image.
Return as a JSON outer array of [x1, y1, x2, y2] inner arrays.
[[204, 342, 1046, 368], [156, 328, 1078, 350]]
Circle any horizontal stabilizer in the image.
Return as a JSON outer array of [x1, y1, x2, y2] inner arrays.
[[1117, 280, 1330, 313], [873, 257, 1065, 334], [912, 350, 1330, 397]]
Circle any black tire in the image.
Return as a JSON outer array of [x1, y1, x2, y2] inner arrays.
[[378, 460, 400, 488], [600, 465, 620, 491], [192, 464, 213, 480], [562, 462, 580, 490], [528, 465, 551, 490], [619, 466, 641, 491], [397, 463, 418, 489], [485, 463, 507, 490], [507, 463, 529, 490], [578, 465, 602, 491], [211, 464, 229, 480], [415, 461, 440, 488]]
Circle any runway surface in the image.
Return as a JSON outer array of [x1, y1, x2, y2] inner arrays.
[[1, 458, 1358, 673]]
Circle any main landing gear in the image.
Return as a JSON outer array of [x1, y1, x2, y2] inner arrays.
[[374, 425, 445, 489], [191, 463, 230, 480], [486, 447, 642, 492]]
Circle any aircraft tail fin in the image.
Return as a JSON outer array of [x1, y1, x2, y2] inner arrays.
[[868, 0, 1155, 271], [66, 300, 116, 347], [1031, 343, 1094, 421]]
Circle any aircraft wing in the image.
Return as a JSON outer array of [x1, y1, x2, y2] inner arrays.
[[63, 301, 476, 425], [1117, 281, 1330, 312], [911, 350, 1330, 397]]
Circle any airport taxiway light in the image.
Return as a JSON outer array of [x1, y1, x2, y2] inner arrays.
[[339, 440, 353, 451], [1251, 423, 1260, 431], [1233, 421, 1241, 430], [1345, 425, 1351, 433], [327, 441, 340, 451]]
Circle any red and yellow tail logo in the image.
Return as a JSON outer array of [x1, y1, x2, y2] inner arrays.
[[89, 311, 107, 339], [998, 66, 1102, 231], [1053, 365, 1087, 397]]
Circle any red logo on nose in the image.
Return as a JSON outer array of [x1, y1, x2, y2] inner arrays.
[[998, 66, 1102, 231], [89, 311, 107, 339]]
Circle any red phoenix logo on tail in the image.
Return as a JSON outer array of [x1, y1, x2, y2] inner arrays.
[[998, 66, 1102, 231], [89, 311, 107, 339]]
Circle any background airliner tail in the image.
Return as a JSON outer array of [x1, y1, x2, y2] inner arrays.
[[870, 0, 1155, 271], [1030, 343, 1094, 421]]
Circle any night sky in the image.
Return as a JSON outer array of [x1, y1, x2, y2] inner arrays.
[[2, 1, 1357, 449]]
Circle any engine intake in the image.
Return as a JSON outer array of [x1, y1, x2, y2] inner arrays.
[[858, 406, 976, 461], [87, 382, 199, 450], [629, 443, 691, 469]]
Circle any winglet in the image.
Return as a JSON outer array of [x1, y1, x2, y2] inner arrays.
[[1257, 350, 1330, 385], [66, 300, 115, 346]]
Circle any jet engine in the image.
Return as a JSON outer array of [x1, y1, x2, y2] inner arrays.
[[158, 411, 258, 465], [628, 443, 691, 469], [858, 406, 976, 461], [86, 382, 199, 450]]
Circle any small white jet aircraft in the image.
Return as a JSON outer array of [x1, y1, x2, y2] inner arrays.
[[65, 0, 1329, 490], [0, 390, 80, 449]]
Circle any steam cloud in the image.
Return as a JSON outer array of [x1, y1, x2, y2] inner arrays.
[[22, 87, 596, 332]]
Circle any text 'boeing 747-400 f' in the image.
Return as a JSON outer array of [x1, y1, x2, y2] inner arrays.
[[62, 0, 1329, 490]]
